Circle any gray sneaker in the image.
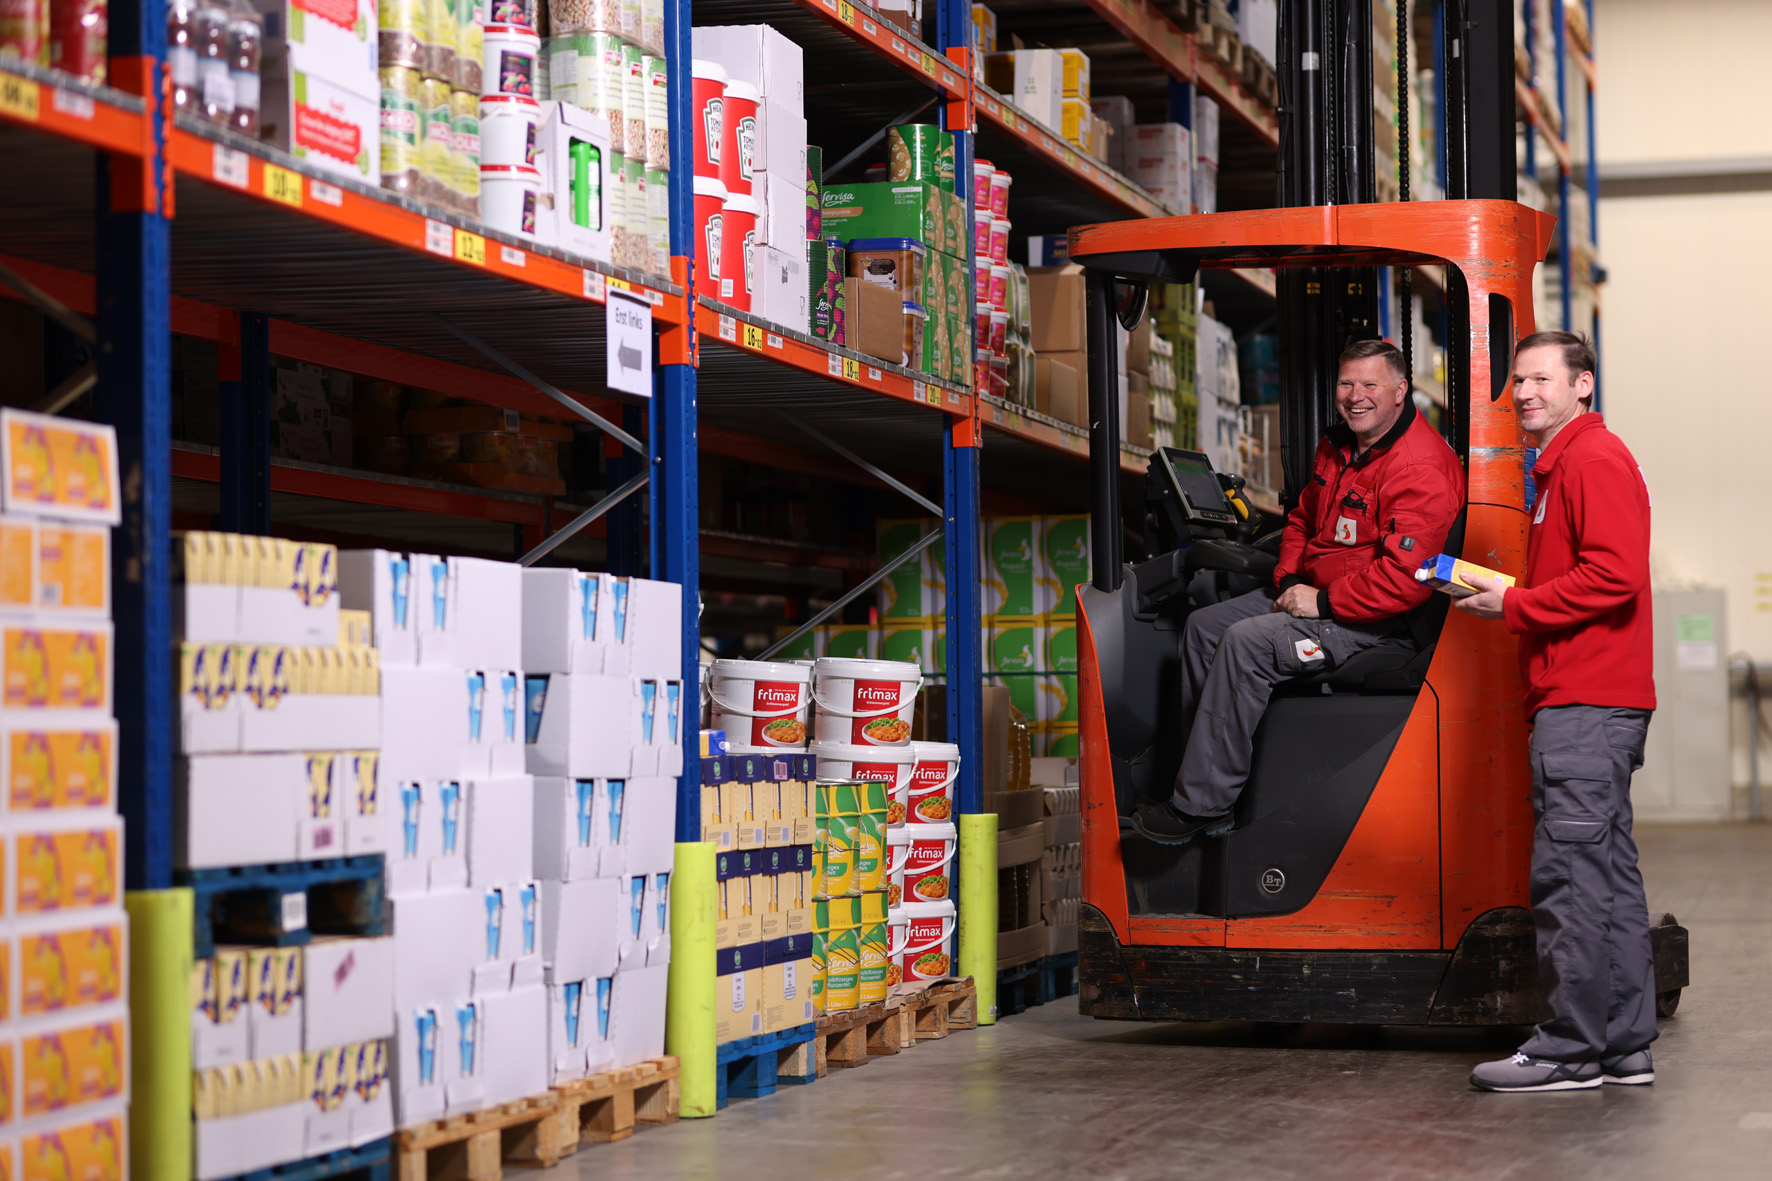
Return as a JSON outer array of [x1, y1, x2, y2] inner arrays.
[[1601, 1049, 1654, 1085], [1470, 1052, 1602, 1092]]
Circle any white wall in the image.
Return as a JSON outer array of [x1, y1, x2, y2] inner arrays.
[[1595, 0, 1772, 662]]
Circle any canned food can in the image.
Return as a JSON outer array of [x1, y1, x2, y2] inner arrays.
[[379, 65, 425, 195], [642, 54, 668, 169], [580, 32, 624, 126], [620, 41, 646, 160], [420, 76, 453, 202], [454, 0, 485, 90], [451, 88, 481, 212], [379, 0, 427, 69], [425, 0, 457, 80], [936, 129, 956, 192], [549, 0, 618, 33], [887, 123, 943, 186]]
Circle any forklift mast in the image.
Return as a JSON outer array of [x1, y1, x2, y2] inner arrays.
[[1273, 0, 1518, 503]]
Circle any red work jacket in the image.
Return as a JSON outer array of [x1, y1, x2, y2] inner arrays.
[[1274, 399, 1467, 622], [1502, 412, 1656, 718]]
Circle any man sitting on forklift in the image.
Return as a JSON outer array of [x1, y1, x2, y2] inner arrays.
[[1134, 338, 1466, 845]]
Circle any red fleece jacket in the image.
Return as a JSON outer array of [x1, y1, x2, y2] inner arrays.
[[1275, 400, 1467, 622], [1502, 412, 1656, 718]]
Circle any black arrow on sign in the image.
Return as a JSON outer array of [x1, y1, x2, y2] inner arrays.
[[618, 344, 643, 372]]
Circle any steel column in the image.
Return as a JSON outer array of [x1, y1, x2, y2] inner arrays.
[[99, 1, 171, 891], [606, 406, 647, 575], [663, 0, 701, 842], [219, 312, 271, 534], [1552, 0, 1572, 330]]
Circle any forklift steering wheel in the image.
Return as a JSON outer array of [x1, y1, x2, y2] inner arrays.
[[1115, 279, 1148, 331]]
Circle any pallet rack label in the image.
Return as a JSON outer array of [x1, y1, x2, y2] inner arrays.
[[213, 145, 250, 189], [742, 323, 765, 350], [455, 230, 488, 266], [501, 245, 526, 267], [52, 88, 93, 120], [263, 165, 305, 208], [1, 73, 40, 121], [583, 270, 606, 302], [312, 180, 344, 207], [424, 219, 453, 257], [719, 314, 738, 342]]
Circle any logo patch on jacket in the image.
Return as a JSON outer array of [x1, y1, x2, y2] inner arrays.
[[1533, 496, 1547, 525], [1334, 516, 1358, 545], [1295, 639, 1325, 663]]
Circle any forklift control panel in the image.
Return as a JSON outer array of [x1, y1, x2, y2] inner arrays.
[[1154, 448, 1238, 527]]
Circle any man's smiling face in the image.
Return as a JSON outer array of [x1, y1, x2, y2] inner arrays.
[[1335, 354, 1408, 449]]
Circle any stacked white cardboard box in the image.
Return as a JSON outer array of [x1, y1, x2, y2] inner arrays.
[[692, 23, 812, 332], [175, 532, 395, 1179], [337, 554, 682, 1127], [0, 410, 130, 1179]]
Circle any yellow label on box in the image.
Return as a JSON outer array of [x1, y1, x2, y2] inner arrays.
[[37, 524, 107, 612], [0, 941, 11, 1020], [15, 827, 121, 915], [3, 410, 119, 523], [20, 920, 125, 1016], [0, 1040, 12, 1126], [2, 626, 109, 710], [179, 643, 239, 709], [8, 727, 115, 811], [21, 1108, 126, 1181], [0, 516, 33, 608], [21, 1015, 127, 1117]]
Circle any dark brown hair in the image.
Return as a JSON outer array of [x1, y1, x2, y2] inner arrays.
[[1515, 330, 1596, 382], [1337, 338, 1407, 384]]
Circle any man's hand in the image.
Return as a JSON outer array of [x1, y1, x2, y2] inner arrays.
[[1273, 584, 1321, 619], [1453, 575, 1508, 620]]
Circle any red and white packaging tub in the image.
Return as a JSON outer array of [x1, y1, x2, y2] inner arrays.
[[693, 174, 728, 303], [900, 898, 955, 984], [718, 78, 759, 197], [719, 192, 760, 308], [885, 827, 910, 907], [809, 740, 913, 824], [973, 213, 992, 264], [987, 264, 1010, 311], [906, 740, 958, 825], [479, 94, 542, 167], [691, 58, 728, 180], [887, 905, 910, 989], [707, 658, 810, 749], [988, 168, 1012, 218], [811, 657, 921, 747], [987, 216, 1010, 264], [902, 820, 956, 904], [971, 158, 994, 212]]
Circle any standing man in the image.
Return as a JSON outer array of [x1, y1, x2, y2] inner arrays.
[[1458, 331, 1659, 1093]]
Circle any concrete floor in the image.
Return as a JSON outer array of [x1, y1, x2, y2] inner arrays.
[[544, 824, 1772, 1180]]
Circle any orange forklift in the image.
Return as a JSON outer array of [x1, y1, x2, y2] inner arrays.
[[1067, 0, 1688, 1024]]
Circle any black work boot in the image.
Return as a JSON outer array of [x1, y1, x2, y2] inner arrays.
[[1132, 799, 1234, 846]]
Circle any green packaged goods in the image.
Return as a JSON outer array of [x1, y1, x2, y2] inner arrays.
[[1042, 515, 1090, 617], [821, 181, 941, 247], [380, 65, 423, 194], [887, 123, 945, 186], [809, 239, 846, 344], [982, 516, 1044, 618], [1044, 620, 1078, 674]]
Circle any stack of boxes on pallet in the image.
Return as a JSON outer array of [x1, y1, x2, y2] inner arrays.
[[340, 554, 682, 1128], [255, 0, 380, 186], [1040, 779, 1080, 958], [175, 530, 394, 1178], [973, 162, 1028, 404], [986, 708, 1044, 972], [0, 410, 129, 1178], [689, 25, 810, 329], [974, 25, 1105, 163], [1151, 281, 1200, 450], [522, 568, 680, 1086]]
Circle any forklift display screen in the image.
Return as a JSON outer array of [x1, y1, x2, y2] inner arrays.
[[1157, 448, 1237, 526]]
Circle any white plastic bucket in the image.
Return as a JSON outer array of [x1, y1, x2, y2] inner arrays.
[[708, 658, 811, 749], [808, 741, 913, 823], [902, 820, 956, 904], [479, 163, 541, 236], [906, 740, 959, 825], [478, 93, 541, 166], [885, 826, 910, 907], [482, 24, 541, 99], [887, 905, 910, 989], [901, 898, 955, 983], [812, 657, 921, 747]]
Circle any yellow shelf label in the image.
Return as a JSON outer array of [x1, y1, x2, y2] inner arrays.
[[921, 54, 938, 77], [455, 230, 486, 266], [0, 73, 41, 122], [742, 323, 764, 350], [842, 357, 860, 381], [838, 0, 855, 25], [262, 164, 304, 207]]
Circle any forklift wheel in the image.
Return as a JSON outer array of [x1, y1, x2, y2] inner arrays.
[[1656, 990, 1681, 1019]]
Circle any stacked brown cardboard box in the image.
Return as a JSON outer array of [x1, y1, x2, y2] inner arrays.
[[1039, 772, 1080, 957], [982, 685, 1048, 970]]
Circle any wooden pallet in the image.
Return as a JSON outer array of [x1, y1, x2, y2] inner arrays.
[[395, 1094, 565, 1181], [551, 1057, 680, 1154], [810, 1002, 889, 1077]]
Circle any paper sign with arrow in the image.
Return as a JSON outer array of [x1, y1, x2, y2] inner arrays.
[[606, 289, 653, 397]]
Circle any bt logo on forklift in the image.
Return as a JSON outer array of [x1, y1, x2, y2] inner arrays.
[[1260, 868, 1286, 895]]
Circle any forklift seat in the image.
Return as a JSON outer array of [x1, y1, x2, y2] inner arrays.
[[1270, 505, 1467, 698]]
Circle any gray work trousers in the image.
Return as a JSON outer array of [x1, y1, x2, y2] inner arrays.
[[1519, 704, 1659, 1063], [1171, 588, 1409, 815]]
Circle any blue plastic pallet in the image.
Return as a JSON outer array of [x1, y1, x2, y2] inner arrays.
[[180, 855, 386, 958], [995, 961, 1041, 1017], [1037, 951, 1080, 1005], [715, 1023, 818, 1108], [220, 1137, 391, 1181]]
